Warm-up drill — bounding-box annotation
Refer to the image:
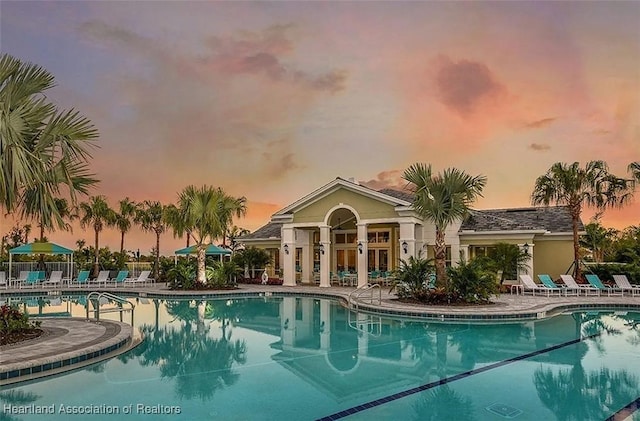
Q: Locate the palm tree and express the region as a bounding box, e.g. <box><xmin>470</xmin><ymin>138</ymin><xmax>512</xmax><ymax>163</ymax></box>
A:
<box><xmin>165</xmin><ymin>203</ymin><xmax>192</xmax><ymax>248</ymax></box>
<box><xmin>403</xmin><ymin>163</ymin><xmax>487</xmax><ymax>290</ymax></box>
<box><xmin>136</xmin><ymin>200</ymin><xmax>169</xmax><ymax>280</ymax></box>
<box><xmin>579</xmin><ymin>218</ymin><xmax>618</xmax><ymax>263</ymax></box>
<box><xmin>115</xmin><ymin>198</ymin><xmax>138</xmax><ymax>254</ymax></box>
<box><xmin>0</xmin><ymin>53</ymin><xmax>98</xmax><ymax>214</ymax></box>
<box><xmin>487</xmin><ymin>243</ymin><xmax>530</xmax><ymax>283</ymax></box>
<box><xmin>226</xmin><ymin>225</ymin><xmax>250</xmax><ymax>253</ymax></box>
<box><xmin>531</xmin><ymin>161</ymin><xmax>633</xmax><ymax>280</ymax></box>
<box><xmin>629</xmin><ymin>162</ymin><xmax>640</xmax><ymax>185</ymax></box>
<box><xmin>172</xmin><ymin>186</ymin><xmax>247</xmax><ymax>284</ymax></box>
<box><xmin>79</xmin><ymin>196</ymin><xmax>116</xmax><ymax>277</ymax></box>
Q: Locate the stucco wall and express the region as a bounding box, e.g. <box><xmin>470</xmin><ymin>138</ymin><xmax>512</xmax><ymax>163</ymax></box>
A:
<box><xmin>533</xmin><ymin>239</ymin><xmax>574</xmax><ymax>279</ymax></box>
<box><xmin>292</xmin><ymin>188</ymin><xmax>399</xmax><ymax>223</ymax></box>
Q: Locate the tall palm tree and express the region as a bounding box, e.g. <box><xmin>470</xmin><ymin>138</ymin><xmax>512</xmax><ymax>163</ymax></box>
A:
<box><xmin>403</xmin><ymin>163</ymin><xmax>487</xmax><ymax>290</ymax></box>
<box><xmin>173</xmin><ymin>185</ymin><xmax>247</xmax><ymax>283</ymax></box>
<box><xmin>0</xmin><ymin>53</ymin><xmax>98</xmax><ymax>214</ymax></box>
<box><xmin>79</xmin><ymin>196</ymin><xmax>116</xmax><ymax>277</ymax></box>
<box><xmin>226</xmin><ymin>225</ymin><xmax>250</xmax><ymax>253</ymax></box>
<box><xmin>115</xmin><ymin>198</ymin><xmax>138</xmax><ymax>254</ymax></box>
<box><xmin>136</xmin><ymin>200</ymin><xmax>169</xmax><ymax>280</ymax></box>
<box><xmin>531</xmin><ymin>161</ymin><xmax>633</xmax><ymax>280</ymax></box>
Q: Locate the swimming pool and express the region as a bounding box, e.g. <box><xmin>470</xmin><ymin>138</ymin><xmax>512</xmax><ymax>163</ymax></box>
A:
<box><xmin>2</xmin><ymin>295</ymin><xmax>640</xmax><ymax>420</ymax></box>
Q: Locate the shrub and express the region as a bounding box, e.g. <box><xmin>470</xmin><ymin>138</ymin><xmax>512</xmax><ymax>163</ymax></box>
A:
<box><xmin>587</xmin><ymin>263</ymin><xmax>640</xmax><ymax>285</ymax></box>
<box><xmin>447</xmin><ymin>259</ymin><xmax>499</xmax><ymax>304</ymax></box>
<box><xmin>167</xmin><ymin>260</ymin><xmax>197</xmax><ymax>290</ymax></box>
<box><xmin>0</xmin><ymin>305</ymin><xmax>40</xmax><ymax>335</ymax></box>
<box><xmin>392</xmin><ymin>256</ymin><xmax>435</xmax><ymax>301</ymax></box>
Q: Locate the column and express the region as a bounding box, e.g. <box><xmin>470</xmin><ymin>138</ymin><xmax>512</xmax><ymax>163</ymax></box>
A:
<box><xmin>519</xmin><ymin>243</ymin><xmax>534</xmax><ymax>277</ymax></box>
<box><xmin>319</xmin><ymin>225</ymin><xmax>331</xmax><ymax>288</ymax></box>
<box><xmin>282</xmin><ymin>226</ymin><xmax>296</xmax><ymax>286</ymax></box>
<box><xmin>357</xmin><ymin>223</ymin><xmax>368</xmax><ymax>288</ymax></box>
<box><xmin>399</xmin><ymin>221</ymin><xmax>416</xmax><ymax>261</ymax></box>
<box><xmin>460</xmin><ymin>245</ymin><xmax>469</xmax><ymax>262</ymax></box>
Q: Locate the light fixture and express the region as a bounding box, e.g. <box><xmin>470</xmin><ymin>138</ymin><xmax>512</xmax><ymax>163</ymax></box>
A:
<box><xmin>283</xmin><ymin>318</ymin><xmax>289</xmax><ymax>330</ymax></box>
<box><xmin>319</xmin><ymin>244</ymin><xmax>325</xmax><ymax>255</ymax></box>
<box><xmin>283</xmin><ymin>244</ymin><xmax>289</xmax><ymax>255</ymax></box>
<box><xmin>523</xmin><ymin>243</ymin><xmax>529</xmax><ymax>256</ymax></box>
<box><xmin>357</xmin><ymin>242</ymin><xmax>363</xmax><ymax>254</ymax></box>
<box><xmin>319</xmin><ymin>321</ymin><xmax>325</xmax><ymax>333</ymax></box>
<box><xmin>402</xmin><ymin>241</ymin><xmax>408</xmax><ymax>254</ymax></box>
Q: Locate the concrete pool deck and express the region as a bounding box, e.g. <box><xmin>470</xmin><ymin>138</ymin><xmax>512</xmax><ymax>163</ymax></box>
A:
<box><xmin>1</xmin><ymin>283</ymin><xmax>639</xmax><ymax>385</ymax></box>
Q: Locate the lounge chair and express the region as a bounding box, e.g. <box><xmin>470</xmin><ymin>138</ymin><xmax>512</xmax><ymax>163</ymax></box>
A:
<box><xmin>72</xmin><ymin>270</ymin><xmax>90</xmax><ymax>288</ymax></box>
<box><xmin>518</xmin><ymin>275</ymin><xmax>562</xmax><ymax>296</ymax></box>
<box><xmin>124</xmin><ymin>270</ymin><xmax>153</xmax><ymax>287</ymax></box>
<box><xmin>107</xmin><ymin>270</ymin><xmax>129</xmax><ymax>287</ymax></box>
<box><xmin>585</xmin><ymin>274</ymin><xmax>623</xmax><ymax>297</ymax></box>
<box><xmin>14</xmin><ymin>271</ymin><xmax>29</xmax><ymax>288</ymax></box>
<box><xmin>0</xmin><ymin>272</ymin><xmax>7</xmax><ymax>289</ymax></box>
<box><xmin>91</xmin><ymin>270</ymin><xmax>111</xmax><ymax>287</ymax></box>
<box><xmin>559</xmin><ymin>275</ymin><xmax>601</xmax><ymax>296</ymax></box>
<box><xmin>21</xmin><ymin>271</ymin><xmax>41</xmax><ymax>289</ymax></box>
<box><xmin>42</xmin><ymin>271</ymin><xmax>63</xmax><ymax>288</ymax></box>
<box><xmin>538</xmin><ymin>274</ymin><xmax>579</xmax><ymax>296</ymax></box>
<box><xmin>612</xmin><ymin>275</ymin><xmax>640</xmax><ymax>297</ymax></box>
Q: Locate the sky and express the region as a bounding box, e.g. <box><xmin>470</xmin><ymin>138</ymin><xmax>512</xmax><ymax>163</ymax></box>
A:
<box><xmin>1</xmin><ymin>1</ymin><xmax>639</xmax><ymax>255</ymax></box>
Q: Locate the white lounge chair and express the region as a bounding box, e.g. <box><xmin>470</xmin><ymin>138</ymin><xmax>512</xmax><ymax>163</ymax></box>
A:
<box><xmin>0</xmin><ymin>272</ymin><xmax>7</xmax><ymax>289</ymax></box>
<box><xmin>91</xmin><ymin>270</ymin><xmax>110</xmax><ymax>287</ymax></box>
<box><xmin>612</xmin><ymin>275</ymin><xmax>640</xmax><ymax>297</ymax></box>
<box><xmin>124</xmin><ymin>270</ymin><xmax>153</xmax><ymax>287</ymax></box>
<box><xmin>518</xmin><ymin>275</ymin><xmax>562</xmax><ymax>296</ymax></box>
<box><xmin>42</xmin><ymin>271</ymin><xmax>63</xmax><ymax>288</ymax></box>
<box><xmin>560</xmin><ymin>275</ymin><xmax>600</xmax><ymax>296</ymax></box>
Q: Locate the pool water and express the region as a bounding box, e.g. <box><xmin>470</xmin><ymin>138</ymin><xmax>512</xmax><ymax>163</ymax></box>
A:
<box><xmin>2</xmin><ymin>296</ymin><xmax>640</xmax><ymax>421</ymax></box>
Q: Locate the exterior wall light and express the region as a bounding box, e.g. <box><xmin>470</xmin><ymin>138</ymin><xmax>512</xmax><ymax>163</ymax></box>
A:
<box><xmin>284</xmin><ymin>244</ymin><xmax>289</xmax><ymax>255</ymax></box>
<box><xmin>319</xmin><ymin>244</ymin><xmax>325</xmax><ymax>255</ymax></box>
<box><xmin>523</xmin><ymin>243</ymin><xmax>530</xmax><ymax>256</ymax></box>
<box><xmin>357</xmin><ymin>242</ymin><xmax>363</xmax><ymax>254</ymax></box>
<box><xmin>402</xmin><ymin>241</ymin><xmax>408</xmax><ymax>254</ymax></box>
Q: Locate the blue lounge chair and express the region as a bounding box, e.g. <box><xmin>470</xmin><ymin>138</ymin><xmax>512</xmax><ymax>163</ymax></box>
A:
<box><xmin>538</xmin><ymin>274</ymin><xmax>579</xmax><ymax>296</ymax></box>
<box><xmin>518</xmin><ymin>274</ymin><xmax>562</xmax><ymax>296</ymax></box>
<box><xmin>72</xmin><ymin>270</ymin><xmax>90</xmax><ymax>288</ymax></box>
<box><xmin>585</xmin><ymin>274</ymin><xmax>623</xmax><ymax>297</ymax></box>
<box><xmin>21</xmin><ymin>271</ymin><xmax>41</xmax><ymax>289</ymax></box>
<box><xmin>108</xmin><ymin>270</ymin><xmax>129</xmax><ymax>287</ymax></box>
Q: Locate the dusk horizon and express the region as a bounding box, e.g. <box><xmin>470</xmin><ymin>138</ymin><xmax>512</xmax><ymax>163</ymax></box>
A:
<box><xmin>1</xmin><ymin>1</ymin><xmax>638</xmax><ymax>255</ymax></box>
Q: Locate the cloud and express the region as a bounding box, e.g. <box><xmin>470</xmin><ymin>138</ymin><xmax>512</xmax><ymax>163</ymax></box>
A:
<box><xmin>359</xmin><ymin>170</ymin><xmax>406</xmax><ymax>191</ymax></box>
<box><xmin>529</xmin><ymin>143</ymin><xmax>551</xmax><ymax>151</ymax></box>
<box><xmin>433</xmin><ymin>55</ymin><xmax>504</xmax><ymax>117</ymax></box>
<box><xmin>523</xmin><ymin>117</ymin><xmax>557</xmax><ymax>129</ymax></box>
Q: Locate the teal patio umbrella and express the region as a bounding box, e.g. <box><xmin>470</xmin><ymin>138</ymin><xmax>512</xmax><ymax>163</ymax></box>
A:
<box><xmin>174</xmin><ymin>244</ymin><xmax>231</xmax><ymax>263</ymax></box>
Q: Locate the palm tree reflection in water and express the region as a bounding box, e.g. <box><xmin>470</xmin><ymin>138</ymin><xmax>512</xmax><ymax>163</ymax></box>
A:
<box><xmin>138</xmin><ymin>300</ymin><xmax>247</xmax><ymax>401</ymax></box>
<box><xmin>534</xmin><ymin>313</ymin><xmax>639</xmax><ymax>421</ymax></box>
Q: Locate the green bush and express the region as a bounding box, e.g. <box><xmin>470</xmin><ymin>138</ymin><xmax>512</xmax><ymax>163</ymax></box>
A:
<box><xmin>447</xmin><ymin>259</ymin><xmax>499</xmax><ymax>304</ymax></box>
<box><xmin>393</xmin><ymin>256</ymin><xmax>435</xmax><ymax>301</ymax></box>
<box><xmin>166</xmin><ymin>260</ymin><xmax>198</xmax><ymax>290</ymax></box>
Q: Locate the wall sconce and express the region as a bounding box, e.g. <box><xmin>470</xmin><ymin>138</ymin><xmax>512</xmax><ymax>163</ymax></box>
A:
<box><xmin>523</xmin><ymin>243</ymin><xmax>530</xmax><ymax>256</ymax></box>
<box><xmin>283</xmin><ymin>318</ymin><xmax>289</xmax><ymax>330</ymax></box>
<box><xmin>402</xmin><ymin>241</ymin><xmax>408</xmax><ymax>254</ymax></box>
<box><xmin>357</xmin><ymin>242</ymin><xmax>363</xmax><ymax>254</ymax></box>
<box><xmin>319</xmin><ymin>321</ymin><xmax>325</xmax><ymax>333</ymax></box>
<box><xmin>319</xmin><ymin>244</ymin><xmax>325</xmax><ymax>255</ymax></box>
<box><xmin>283</xmin><ymin>244</ymin><xmax>289</xmax><ymax>255</ymax></box>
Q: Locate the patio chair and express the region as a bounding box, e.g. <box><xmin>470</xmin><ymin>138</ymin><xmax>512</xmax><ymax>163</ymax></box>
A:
<box><xmin>90</xmin><ymin>270</ymin><xmax>110</xmax><ymax>288</ymax></box>
<box><xmin>42</xmin><ymin>270</ymin><xmax>63</xmax><ymax>288</ymax></box>
<box><xmin>518</xmin><ymin>274</ymin><xmax>562</xmax><ymax>296</ymax></box>
<box><xmin>124</xmin><ymin>270</ymin><xmax>153</xmax><ymax>287</ymax></box>
<box><xmin>559</xmin><ymin>275</ymin><xmax>601</xmax><ymax>296</ymax></box>
<box><xmin>612</xmin><ymin>275</ymin><xmax>640</xmax><ymax>297</ymax></box>
<box><xmin>14</xmin><ymin>270</ymin><xmax>29</xmax><ymax>288</ymax></box>
<box><xmin>72</xmin><ymin>270</ymin><xmax>90</xmax><ymax>288</ymax></box>
<box><xmin>21</xmin><ymin>271</ymin><xmax>41</xmax><ymax>289</ymax></box>
<box><xmin>538</xmin><ymin>274</ymin><xmax>579</xmax><ymax>296</ymax></box>
<box><xmin>0</xmin><ymin>272</ymin><xmax>7</xmax><ymax>289</ymax></box>
<box><xmin>585</xmin><ymin>274</ymin><xmax>623</xmax><ymax>297</ymax></box>
<box><xmin>107</xmin><ymin>270</ymin><xmax>129</xmax><ymax>287</ymax></box>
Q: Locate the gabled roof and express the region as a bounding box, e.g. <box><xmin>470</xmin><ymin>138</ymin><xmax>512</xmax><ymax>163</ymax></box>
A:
<box><xmin>460</xmin><ymin>206</ymin><xmax>580</xmax><ymax>233</ymax></box>
<box><xmin>274</xmin><ymin>177</ymin><xmax>412</xmax><ymax>216</ymax></box>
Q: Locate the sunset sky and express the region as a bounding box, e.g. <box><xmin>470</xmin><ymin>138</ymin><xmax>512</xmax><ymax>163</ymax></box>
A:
<box><xmin>1</xmin><ymin>1</ymin><xmax>639</xmax><ymax>255</ymax></box>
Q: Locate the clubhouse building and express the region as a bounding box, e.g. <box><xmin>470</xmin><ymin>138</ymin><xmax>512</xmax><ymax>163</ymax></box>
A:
<box><xmin>241</xmin><ymin>177</ymin><xmax>580</xmax><ymax>287</ymax></box>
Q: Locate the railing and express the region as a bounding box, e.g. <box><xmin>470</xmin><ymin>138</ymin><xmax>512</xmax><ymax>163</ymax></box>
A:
<box><xmin>348</xmin><ymin>282</ymin><xmax>381</xmax><ymax>311</ymax></box>
<box><xmin>85</xmin><ymin>292</ymin><xmax>135</xmax><ymax>326</ymax></box>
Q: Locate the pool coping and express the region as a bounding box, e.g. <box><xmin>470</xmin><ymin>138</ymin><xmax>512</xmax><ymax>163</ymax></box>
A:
<box><xmin>0</xmin><ymin>317</ymin><xmax>138</xmax><ymax>386</ymax></box>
